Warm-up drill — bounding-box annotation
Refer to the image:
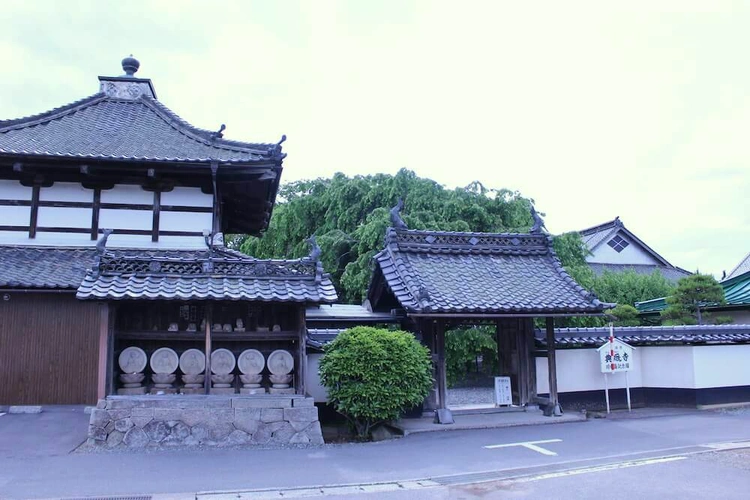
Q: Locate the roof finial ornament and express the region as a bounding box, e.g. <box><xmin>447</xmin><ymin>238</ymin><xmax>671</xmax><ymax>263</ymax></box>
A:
<box><xmin>390</xmin><ymin>198</ymin><xmax>408</xmax><ymax>230</ymax></box>
<box><xmin>210</xmin><ymin>124</ymin><xmax>226</xmax><ymax>139</ymax></box>
<box><xmin>96</xmin><ymin>229</ymin><xmax>113</xmax><ymax>254</ymax></box>
<box><xmin>306</xmin><ymin>235</ymin><xmax>322</xmax><ymax>261</ymax></box>
<box><xmin>121</xmin><ymin>55</ymin><xmax>140</xmax><ymax>77</ymax></box>
<box><xmin>529</xmin><ymin>205</ymin><xmax>547</xmax><ymax>234</ymax></box>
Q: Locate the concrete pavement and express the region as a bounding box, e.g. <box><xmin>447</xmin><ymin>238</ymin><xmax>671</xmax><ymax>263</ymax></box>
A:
<box><xmin>2</xmin><ymin>407</ymin><xmax>750</xmax><ymax>499</ymax></box>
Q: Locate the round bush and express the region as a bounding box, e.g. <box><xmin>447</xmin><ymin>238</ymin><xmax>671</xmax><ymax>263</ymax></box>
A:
<box><xmin>318</xmin><ymin>326</ymin><xmax>433</xmax><ymax>438</ymax></box>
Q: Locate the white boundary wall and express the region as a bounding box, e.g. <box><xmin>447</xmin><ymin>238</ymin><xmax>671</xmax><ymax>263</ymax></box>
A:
<box><xmin>537</xmin><ymin>344</ymin><xmax>750</xmax><ymax>394</ymax></box>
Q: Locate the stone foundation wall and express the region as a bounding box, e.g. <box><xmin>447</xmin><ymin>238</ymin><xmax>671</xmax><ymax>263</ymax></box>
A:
<box><xmin>87</xmin><ymin>395</ymin><xmax>324</xmax><ymax>448</ymax></box>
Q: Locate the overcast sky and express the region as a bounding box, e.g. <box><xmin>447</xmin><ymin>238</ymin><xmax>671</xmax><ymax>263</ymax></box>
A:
<box><xmin>1</xmin><ymin>1</ymin><xmax>748</xmax><ymax>278</ymax></box>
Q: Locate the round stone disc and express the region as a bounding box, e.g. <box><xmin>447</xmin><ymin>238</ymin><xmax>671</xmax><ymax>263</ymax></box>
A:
<box><xmin>210</xmin><ymin>348</ymin><xmax>236</xmax><ymax>375</ymax></box>
<box><xmin>238</xmin><ymin>349</ymin><xmax>265</xmax><ymax>375</ymax></box>
<box><xmin>267</xmin><ymin>349</ymin><xmax>294</xmax><ymax>375</ymax></box>
<box><xmin>150</xmin><ymin>347</ymin><xmax>179</xmax><ymax>374</ymax></box>
<box><xmin>179</xmin><ymin>348</ymin><xmax>205</xmax><ymax>375</ymax></box>
<box><xmin>118</xmin><ymin>346</ymin><xmax>147</xmax><ymax>374</ymax></box>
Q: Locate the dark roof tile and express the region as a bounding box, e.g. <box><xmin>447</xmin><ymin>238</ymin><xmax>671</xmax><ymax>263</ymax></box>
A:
<box><xmin>370</xmin><ymin>228</ymin><xmax>605</xmax><ymax>315</ymax></box>
<box><xmin>0</xmin><ymin>94</ymin><xmax>280</xmax><ymax>163</ymax></box>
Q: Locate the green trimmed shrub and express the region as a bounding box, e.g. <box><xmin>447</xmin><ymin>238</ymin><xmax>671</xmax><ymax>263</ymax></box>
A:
<box><xmin>318</xmin><ymin>326</ymin><xmax>433</xmax><ymax>439</ymax></box>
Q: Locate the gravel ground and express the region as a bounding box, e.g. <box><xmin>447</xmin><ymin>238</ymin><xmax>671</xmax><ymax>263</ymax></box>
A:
<box><xmin>447</xmin><ymin>387</ymin><xmax>495</xmax><ymax>406</ymax></box>
<box><xmin>694</xmin><ymin>448</ymin><xmax>750</xmax><ymax>471</ymax></box>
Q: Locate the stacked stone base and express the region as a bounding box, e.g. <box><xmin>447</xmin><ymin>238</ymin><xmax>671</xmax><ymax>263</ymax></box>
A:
<box><xmin>87</xmin><ymin>395</ymin><xmax>323</xmax><ymax>449</ymax></box>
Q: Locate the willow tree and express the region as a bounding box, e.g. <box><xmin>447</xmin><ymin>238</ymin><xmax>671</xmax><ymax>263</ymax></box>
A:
<box><xmin>234</xmin><ymin>168</ymin><xmax>535</xmax><ymax>303</ymax></box>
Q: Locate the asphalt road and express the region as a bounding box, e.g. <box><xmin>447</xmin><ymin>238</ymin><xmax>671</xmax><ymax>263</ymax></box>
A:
<box><xmin>2</xmin><ymin>407</ymin><xmax>750</xmax><ymax>499</ymax></box>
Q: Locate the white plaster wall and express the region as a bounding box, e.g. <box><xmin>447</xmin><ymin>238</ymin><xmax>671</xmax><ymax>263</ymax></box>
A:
<box><xmin>161</xmin><ymin>187</ymin><xmax>212</xmax><ymax>207</ymax></box>
<box><xmin>101</xmin><ymin>185</ymin><xmax>154</xmax><ymax>204</ymax></box>
<box><xmin>0</xmin><ymin>180</ymin><xmax>31</xmax><ymax>200</ymax></box>
<box><xmin>639</xmin><ymin>346</ymin><xmax>696</xmax><ymax>388</ymax></box>
<box><xmin>693</xmin><ymin>345</ymin><xmax>750</xmax><ymax>389</ymax></box>
<box><xmin>537</xmin><ymin>349</ymin><xmax>643</xmax><ymax>394</ymax></box>
<box><xmin>587</xmin><ymin>233</ymin><xmax>660</xmax><ymax>266</ymax></box>
<box><xmin>160</xmin><ymin>211</ymin><xmax>212</xmax><ymax>233</ymax></box>
<box><xmin>39</xmin><ymin>183</ymin><xmax>93</xmax><ymax>202</ymax></box>
<box><xmin>99</xmin><ymin>208</ymin><xmax>152</xmax><ymax>230</ymax></box>
<box><xmin>106</xmin><ymin>234</ymin><xmax>207</xmax><ymax>249</ymax></box>
<box><xmin>37</xmin><ymin>207</ymin><xmax>91</xmax><ymax>228</ymax></box>
<box><xmin>0</xmin><ymin>231</ymin><xmax>94</xmax><ymax>246</ymax></box>
<box><xmin>306</xmin><ymin>353</ymin><xmax>329</xmax><ymax>403</ymax></box>
<box><xmin>0</xmin><ymin>206</ymin><xmax>30</xmax><ymax>226</ymax></box>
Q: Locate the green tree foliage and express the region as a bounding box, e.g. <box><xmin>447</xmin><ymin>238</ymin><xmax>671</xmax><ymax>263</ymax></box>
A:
<box><xmin>552</xmin><ymin>233</ymin><xmax>677</xmax><ymax>327</ymax></box>
<box><xmin>445</xmin><ymin>327</ymin><xmax>498</xmax><ymax>386</ymax></box>
<box><xmin>605</xmin><ymin>304</ymin><xmax>640</xmax><ymax>326</ymax></box>
<box><xmin>318</xmin><ymin>327</ymin><xmax>433</xmax><ymax>439</ymax></box>
<box><xmin>235</xmin><ymin>169</ymin><xmax>535</xmax><ymax>303</ymax></box>
<box><xmin>661</xmin><ymin>274</ymin><xmax>726</xmax><ymax>325</ymax></box>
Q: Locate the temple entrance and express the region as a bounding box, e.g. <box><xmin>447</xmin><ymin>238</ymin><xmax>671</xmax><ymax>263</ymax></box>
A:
<box><xmin>443</xmin><ymin>319</ymin><xmax>536</xmax><ymax>411</ymax></box>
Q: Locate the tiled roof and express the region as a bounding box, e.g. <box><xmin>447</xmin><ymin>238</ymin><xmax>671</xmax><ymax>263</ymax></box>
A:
<box><xmin>726</xmin><ymin>252</ymin><xmax>750</xmax><ymax>280</ymax></box>
<box><xmin>77</xmin><ymin>247</ymin><xmax>337</xmax><ymax>302</ymax></box>
<box><xmin>588</xmin><ymin>263</ymin><xmax>691</xmax><ymax>282</ymax></box>
<box><xmin>0</xmin><ymin>94</ymin><xmax>281</xmax><ymax>164</ymax></box>
<box><xmin>536</xmin><ymin>325</ymin><xmax>750</xmax><ymax>347</ymax></box>
<box><xmin>636</xmin><ymin>269</ymin><xmax>750</xmax><ymax>314</ymax></box>
<box><xmin>0</xmin><ymin>246</ymin><xmax>96</xmax><ymax>289</ymax></box>
<box><xmin>577</xmin><ymin>217</ymin><xmax>677</xmax><ymax>269</ymax></box>
<box><xmin>369</xmin><ymin>228</ymin><xmax>607</xmax><ymax>315</ymax></box>
<box><xmin>306</xmin><ymin>304</ymin><xmax>398</xmax><ymax>322</ymax></box>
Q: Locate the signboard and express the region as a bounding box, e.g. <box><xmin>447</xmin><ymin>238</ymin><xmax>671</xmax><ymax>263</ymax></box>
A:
<box><xmin>494</xmin><ymin>376</ymin><xmax>512</xmax><ymax>406</ymax></box>
<box><xmin>597</xmin><ymin>338</ymin><xmax>634</xmax><ymax>373</ymax></box>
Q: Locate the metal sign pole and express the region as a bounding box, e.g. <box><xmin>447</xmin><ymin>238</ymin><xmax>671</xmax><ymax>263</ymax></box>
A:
<box><xmin>625</xmin><ymin>371</ymin><xmax>632</xmax><ymax>412</ymax></box>
<box><xmin>604</xmin><ymin>372</ymin><xmax>610</xmax><ymax>414</ymax></box>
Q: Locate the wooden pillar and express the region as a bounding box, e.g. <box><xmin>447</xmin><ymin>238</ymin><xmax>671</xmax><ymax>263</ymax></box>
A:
<box><xmin>526</xmin><ymin>318</ymin><xmax>537</xmax><ymax>402</ymax></box>
<box><xmin>297</xmin><ymin>306</ymin><xmax>307</xmax><ymax>396</ymax></box>
<box><xmin>435</xmin><ymin>319</ymin><xmax>448</xmax><ymax>410</ymax></box>
<box><xmin>516</xmin><ymin>318</ymin><xmax>530</xmax><ymax>406</ymax></box>
<box><xmin>420</xmin><ymin>319</ymin><xmax>438</xmax><ymax>412</ymax></box>
<box><xmin>96</xmin><ymin>303</ymin><xmax>110</xmax><ymax>400</ymax></box>
<box><xmin>545</xmin><ymin>317</ymin><xmax>561</xmax><ymax>416</ymax></box>
<box><xmin>204</xmin><ymin>305</ymin><xmax>213</xmax><ymax>394</ymax></box>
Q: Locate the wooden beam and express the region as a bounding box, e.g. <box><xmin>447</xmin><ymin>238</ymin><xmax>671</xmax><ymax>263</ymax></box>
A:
<box><xmin>516</xmin><ymin>318</ymin><xmax>530</xmax><ymax>406</ymax></box>
<box><xmin>545</xmin><ymin>317</ymin><xmax>561</xmax><ymax>415</ymax></box>
<box><xmin>28</xmin><ymin>184</ymin><xmax>40</xmax><ymax>239</ymax></box>
<box><xmin>152</xmin><ymin>190</ymin><xmax>161</xmax><ymax>242</ymax></box>
<box><xmin>96</xmin><ymin>303</ymin><xmax>110</xmax><ymax>400</ymax></box>
<box><xmin>91</xmin><ymin>188</ymin><xmax>101</xmax><ymax>240</ymax></box>
<box><xmin>297</xmin><ymin>306</ymin><xmax>307</xmax><ymax>396</ymax></box>
<box><xmin>204</xmin><ymin>305</ymin><xmax>213</xmax><ymax>394</ymax></box>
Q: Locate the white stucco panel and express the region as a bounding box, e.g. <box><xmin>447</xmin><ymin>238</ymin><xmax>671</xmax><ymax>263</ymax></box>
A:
<box><xmin>587</xmin><ymin>232</ymin><xmax>661</xmax><ymax>266</ymax></box>
<box><xmin>37</xmin><ymin>207</ymin><xmax>92</xmax><ymax>228</ymax></box>
<box><xmin>0</xmin><ymin>206</ymin><xmax>30</xmax><ymax>226</ymax></box>
<box><xmin>99</xmin><ymin>208</ymin><xmax>152</xmax><ymax>231</ymax></box>
<box><xmin>101</xmin><ymin>185</ymin><xmax>154</xmax><ymax>204</ymax></box>
<box><xmin>39</xmin><ymin>183</ymin><xmax>94</xmax><ymax>202</ymax></box>
<box><xmin>536</xmin><ymin>349</ymin><xmax>643</xmax><ymax>394</ymax></box>
<box><xmin>161</xmin><ymin>187</ymin><xmax>213</xmax><ymax>207</ymax></box>
<box><xmin>160</xmin><ymin>211</ymin><xmax>212</xmax><ymax>233</ymax></box>
<box><xmin>0</xmin><ymin>180</ymin><xmax>31</xmax><ymax>200</ymax></box>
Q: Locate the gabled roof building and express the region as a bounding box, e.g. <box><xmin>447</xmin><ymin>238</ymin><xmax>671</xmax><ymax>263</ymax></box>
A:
<box><xmin>578</xmin><ymin>217</ymin><xmax>691</xmax><ymax>282</ymax></box>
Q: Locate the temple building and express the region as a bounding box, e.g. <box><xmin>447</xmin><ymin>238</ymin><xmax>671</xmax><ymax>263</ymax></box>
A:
<box><xmin>0</xmin><ymin>57</ymin><xmax>336</xmax><ymax>445</ymax></box>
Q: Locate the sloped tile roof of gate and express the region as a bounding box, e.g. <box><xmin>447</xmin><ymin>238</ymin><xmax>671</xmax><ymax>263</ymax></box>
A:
<box><xmin>0</xmin><ymin>246</ymin><xmax>96</xmax><ymax>289</ymax></box>
<box><xmin>369</xmin><ymin>228</ymin><xmax>607</xmax><ymax>315</ymax></box>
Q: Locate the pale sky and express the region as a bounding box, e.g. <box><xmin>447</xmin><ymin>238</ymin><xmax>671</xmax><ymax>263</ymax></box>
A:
<box><xmin>1</xmin><ymin>1</ymin><xmax>748</xmax><ymax>278</ymax></box>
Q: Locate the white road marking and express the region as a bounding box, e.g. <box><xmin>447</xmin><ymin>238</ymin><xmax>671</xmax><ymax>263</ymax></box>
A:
<box><xmin>484</xmin><ymin>439</ymin><xmax>563</xmax><ymax>456</ymax></box>
<box><xmin>0</xmin><ymin>413</ymin><xmax>5</xmax><ymax>417</ymax></box>
<box><xmin>509</xmin><ymin>456</ymin><xmax>687</xmax><ymax>484</ymax></box>
<box><xmin>706</xmin><ymin>441</ymin><xmax>750</xmax><ymax>451</ymax></box>
<box><xmin>198</xmin><ymin>480</ymin><xmax>441</xmax><ymax>499</ymax></box>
